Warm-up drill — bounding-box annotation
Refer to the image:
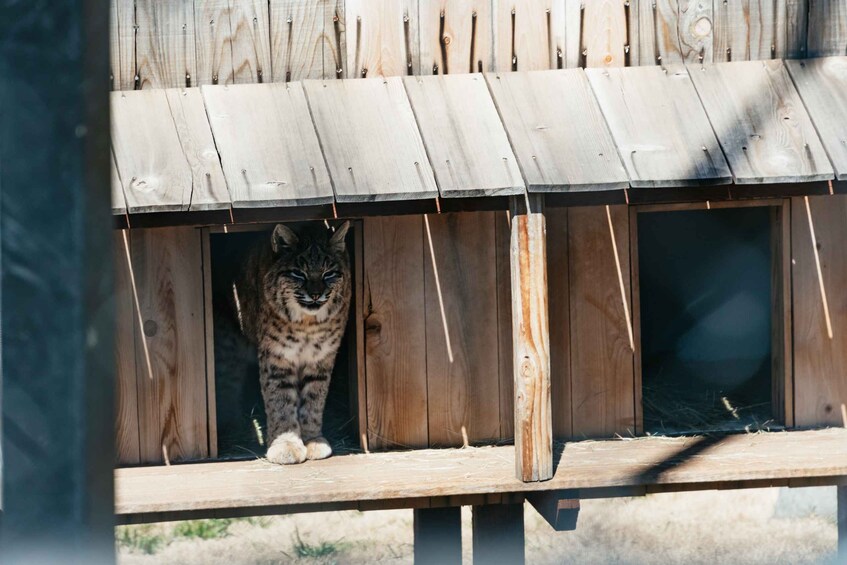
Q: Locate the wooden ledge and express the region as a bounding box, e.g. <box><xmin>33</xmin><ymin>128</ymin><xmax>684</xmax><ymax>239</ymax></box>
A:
<box><xmin>115</xmin><ymin>428</ymin><xmax>847</xmax><ymax>523</ymax></box>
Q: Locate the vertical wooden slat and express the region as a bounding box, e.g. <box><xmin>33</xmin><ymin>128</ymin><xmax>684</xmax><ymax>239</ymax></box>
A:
<box><xmin>495</xmin><ymin>212</ymin><xmax>514</xmax><ymax>439</ymax></box>
<box><xmin>115</xmin><ymin>231</ymin><xmax>140</xmax><ymax>465</ymax></box>
<box><xmin>132</xmin><ymin>227</ymin><xmax>208</xmax><ymax>463</ymax></box>
<box><xmin>419</xmin><ymin>0</ymin><xmax>494</xmax><ymax>74</ymax></box>
<box><xmin>569</xmin><ymin>205</ymin><xmax>635</xmax><ymax>438</ymax></box>
<box><xmin>839</xmin><ymin>485</ymin><xmax>847</xmax><ymax>561</ymax></box>
<box><xmin>643</xmin><ymin>0</ymin><xmax>713</xmax><ymax>65</ymax></box>
<box><xmin>792</xmin><ymin>195</ymin><xmax>847</xmax><ymax>427</ymax></box>
<box><xmin>414</xmin><ymin>507</ymin><xmax>462</xmax><ymax>565</ymax></box>
<box><xmin>495</xmin><ymin>0</ymin><xmax>566</xmax><ymax>72</ymax></box>
<box><xmin>345</xmin><ymin>0</ymin><xmax>419</xmax><ymax>78</ymax></box>
<box><xmin>807</xmin><ymin>0</ymin><xmax>847</xmax><ymax>57</ymax></box>
<box><xmin>472</xmin><ymin>503</ymin><xmax>526</xmax><ymax>565</ymax></box>
<box><xmin>270</xmin><ymin>0</ymin><xmax>345</xmax><ymax>81</ymax></box>
<box><xmin>546</xmin><ymin>207</ymin><xmax>572</xmax><ymax>439</ymax></box>
<box><xmin>364</xmin><ymin>216</ymin><xmax>429</xmax><ymax>450</ymax></box>
<box><xmin>772</xmin><ymin>201</ymin><xmax>793</xmax><ymax>427</ymax></box>
<box><xmin>564</xmin><ymin>0</ymin><xmax>583</xmax><ymax>68</ymax></box>
<box><xmin>352</xmin><ymin>220</ymin><xmax>368</xmax><ymax>449</ymax></box>
<box><xmin>194</xmin><ymin>0</ymin><xmax>235</xmax><ymax>86</ymax></box>
<box><xmin>785</xmin><ymin>0</ymin><xmax>809</xmax><ymax>58</ymax></box>
<box><xmin>111</xmin><ymin>0</ymin><xmax>136</xmax><ymax>90</ymax></box>
<box><xmin>629</xmin><ymin>207</ymin><xmax>643</xmax><ymax>435</ymax></box>
<box><xmin>229</xmin><ymin>0</ymin><xmax>272</xmax><ymax>84</ymax></box>
<box><xmin>135</xmin><ymin>0</ymin><xmax>197</xmax><ymax>89</ymax></box>
<box><xmin>424</xmin><ymin>213</ymin><xmax>500</xmax><ymax>447</ymax></box>
<box><xmin>201</xmin><ymin>228</ymin><xmax>217</xmax><ymax>458</ymax></box>
<box><xmin>582</xmin><ymin>0</ymin><xmax>627</xmax><ymax>67</ymax></box>
<box><xmin>713</xmin><ymin>0</ymin><xmax>784</xmax><ymax>62</ymax></box>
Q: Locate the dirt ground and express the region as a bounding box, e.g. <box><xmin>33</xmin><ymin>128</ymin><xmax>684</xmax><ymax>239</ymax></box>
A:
<box><xmin>118</xmin><ymin>487</ymin><xmax>838</xmax><ymax>564</ymax></box>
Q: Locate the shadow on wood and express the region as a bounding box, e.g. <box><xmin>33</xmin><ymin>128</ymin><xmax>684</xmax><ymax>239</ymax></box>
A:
<box><xmin>472</xmin><ymin>503</ymin><xmax>525</xmax><ymax>565</ymax></box>
<box><xmin>526</xmin><ymin>490</ymin><xmax>580</xmax><ymax>531</ymax></box>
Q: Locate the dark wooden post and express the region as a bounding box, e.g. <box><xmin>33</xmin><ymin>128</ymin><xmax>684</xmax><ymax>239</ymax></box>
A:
<box><xmin>472</xmin><ymin>503</ymin><xmax>525</xmax><ymax>565</ymax></box>
<box><xmin>839</xmin><ymin>485</ymin><xmax>847</xmax><ymax>561</ymax></box>
<box><xmin>510</xmin><ymin>195</ymin><xmax>553</xmax><ymax>482</ymax></box>
<box><xmin>413</xmin><ymin>507</ymin><xmax>462</xmax><ymax>565</ymax></box>
<box><xmin>0</xmin><ymin>0</ymin><xmax>114</xmax><ymax>562</ymax></box>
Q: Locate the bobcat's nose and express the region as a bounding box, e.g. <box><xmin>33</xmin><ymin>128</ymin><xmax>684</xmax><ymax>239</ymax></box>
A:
<box><xmin>310</xmin><ymin>292</ymin><xmax>322</xmax><ymax>301</ymax></box>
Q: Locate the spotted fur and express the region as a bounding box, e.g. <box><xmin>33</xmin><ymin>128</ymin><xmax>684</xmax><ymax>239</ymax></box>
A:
<box><xmin>232</xmin><ymin>221</ymin><xmax>351</xmax><ymax>464</ymax></box>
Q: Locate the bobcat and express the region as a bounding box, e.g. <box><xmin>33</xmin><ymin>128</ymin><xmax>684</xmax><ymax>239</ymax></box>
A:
<box><xmin>230</xmin><ymin>221</ymin><xmax>352</xmax><ymax>465</ymax></box>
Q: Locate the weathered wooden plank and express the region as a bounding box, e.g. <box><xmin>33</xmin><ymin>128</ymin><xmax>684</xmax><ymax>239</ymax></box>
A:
<box><xmin>792</xmin><ymin>195</ymin><xmax>847</xmax><ymax>427</ymax></box>
<box><xmin>131</xmin><ymin>227</ymin><xmax>208</xmax><ymax>463</ymax></box>
<box><xmin>194</xmin><ymin>0</ymin><xmax>235</xmax><ymax>86</ymax></box>
<box><xmin>202</xmin><ymin>82</ymin><xmax>333</xmax><ymax>207</ymax></box>
<box><xmin>135</xmin><ymin>0</ymin><xmax>196</xmax><ymax>89</ymax></box>
<box><xmin>419</xmin><ymin>0</ymin><xmax>494</xmax><ymax>75</ymax></box>
<box><xmin>510</xmin><ymin>197</ymin><xmax>552</xmax><ymax>482</ymax></box>
<box><xmin>345</xmin><ymin>0</ymin><xmax>419</xmax><ymax>78</ymax></box>
<box><xmin>269</xmin><ymin>0</ymin><xmax>345</xmax><ymax>81</ymax></box>
<box><xmin>785</xmin><ymin>0</ymin><xmax>809</xmax><ymax>58</ymax></box>
<box><xmin>115</xmin><ymin>231</ymin><xmax>140</xmax><ymax>464</ymax></box>
<box><xmin>201</xmin><ymin>228</ymin><xmax>218</xmax><ymax>459</ymax></box>
<box><xmin>582</xmin><ymin>0</ymin><xmax>627</xmax><ymax>67</ymax></box>
<box><xmin>713</xmin><ymin>0</ymin><xmax>784</xmax><ymax>62</ymax></box>
<box><xmin>115</xmin><ymin>428</ymin><xmax>847</xmax><ymax>516</ymax></box>
<box><xmin>569</xmin><ymin>205</ymin><xmax>635</xmax><ymax>439</ymax></box>
<box><xmin>487</xmin><ymin>69</ymin><xmax>628</xmax><ymax>193</ymax></box>
<box><xmin>472</xmin><ymin>503</ymin><xmax>525</xmax><ymax>564</ymax></box>
<box><xmin>546</xmin><ymin>207</ymin><xmax>571</xmax><ymax>439</ymax></box>
<box><xmin>111</xmin><ymin>90</ymin><xmax>193</xmax><ymax>212</ymax></box>
<box><xmin>424</xmin><ymin>213</ymin><xmax>501</xmax><ymax>447</ymax></box>
<box><xmin>111</xmin><ymin>0</ymin><xmax>135</xmax><ymax>90</ymax></box>
<box><xmin>364</xmin><ymin>215</ymin><xmax>429</xmax><ymax>450</ymax></box>
<box><xmin>165</xmin><ymin>88</ymin><xmax>231</xmax><ymax>211</ymax></box>
<box><xmin>495</xmin><ymin>0</ymin><xmax>565</xmax><ymax>71</ymax></box>
<box><xmin>771</xmin><ymin>202</ymin><xmax>793</xmax><ymax>426</ymax></box>
<box><xmin>586</xmin><ymin>65</ymin><xmax>731</xmax><ymax>188</ymax></box>
<box><xmin>689</xmin><ymin>60</ymin><xmax>834</xmax><ymax>184</ymax></box>
<box><xmin>786</xmin><ymin>57</ymin><xmax>847</xmax><ymax>181</ymax></box>
<box><xmin>526</xmin><ymin>491</ymin><xmax>580</xmax><ymax>531</ymax></box>
<box><xmin>404</xmin><ymin>74</ymin><xmax>523</xmax><ymax>198</ymax></box>
<box><xmin>229</xmin><ymin>0</ymin><xmax>272</xmax><ymax>84</ymax></box>
<box><xmin>111</xmin><ymin>149</ymin><xmax>126</xmax><ymax>215</ymax></box>
<box><xmin>495</xmin><ymin>212</ymin><xmax>514</xmax><ymax>439</ymax></box>
<box><xmin>807</xmin><ymin>0</ymin><xmax>847</xmax><ymax>57</ymax></box>
<box><xmin>303</xmin><ymin>77</ymin><xmax>438</xmax><ymax>202</ymax></box>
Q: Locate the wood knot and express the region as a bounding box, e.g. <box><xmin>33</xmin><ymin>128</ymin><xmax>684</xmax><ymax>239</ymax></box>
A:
<box><xmin>143</xmin><ymin>320</ymin><xmax>158</xmax><ymax>337</ymax></box>
<box><xmin>365</xmin><ymin>315</ymin><xmax>382</xmax><ymax>334</ymax></box>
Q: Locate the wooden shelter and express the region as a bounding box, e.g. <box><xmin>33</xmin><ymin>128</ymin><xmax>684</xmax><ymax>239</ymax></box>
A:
<box><xmin>102</xmin><ymin>1</ymin><xmax>847</xmax><ymax>562</ymax></box>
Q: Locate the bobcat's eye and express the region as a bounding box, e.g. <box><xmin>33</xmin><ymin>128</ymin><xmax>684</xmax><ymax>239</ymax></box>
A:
<box><xmin>323</xmin><ymin>270</ymin><xmax>340</xmax><ymax>282</ymax></box>
<box><xmin>287</xmin><ymin>270</ymin><xmax>306</xmax><ymax>281</ymax></box>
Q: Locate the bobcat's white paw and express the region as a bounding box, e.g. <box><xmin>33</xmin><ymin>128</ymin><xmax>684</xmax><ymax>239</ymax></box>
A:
<box><xmin>266</xmin><ymin>435</ymin><xmax>307</xmax><ymax>465</ymax></box>
<box><xmin>305</xmin><ymin>437</ymin><xmax>333</xmax><ymax>460</ymax></box>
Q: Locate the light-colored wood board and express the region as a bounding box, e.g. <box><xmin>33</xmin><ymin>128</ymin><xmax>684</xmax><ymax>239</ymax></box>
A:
<box><xmin>495</xmin><ymin>0</ymin><xmax>565</xmax><ymax>71</ymax></box>
<box><xmin>111</xmin><ymin>90</ymin><xmax>193</xmax><ymax>213</ymax></box>
<box><xmin>546</xmin><ymin>207</ymin><xmax>571</xmax><ymax>439</ymax></box>
<box><xmin>582</xmin><ymin>0</ymin><xmax>627</xmax><ymax>68</ymax></box>
<box><xmin>786</xmin><ymin>57</ymin><xmax>847</xmax><ymax>181</ymax></box>
<box><xmin>229</xmin><ymin>0</ymin><xmax>272</xmax><ymax>84</ymax></box>
<box><xmin>270</xmin><ymin>0</ymin><xmax>345</xmax><ymax>81</ymax></box>
<box><xmin>495</xmin><ymin>212</ymin><xmax>514</xmax><ymax>440</ymax></box>
<box><xmin>486</xmin><ymin>69</ymin><xmax>628</xmax><ymax>193</ymax></box>
<box><xmin>165</xmin><ymin>88</ymin><xmax>231</xmax><ymax>211</ymax></box>
<box><xmin>131</xmin><ymin>228</ymin><xmax>208</xmax><ymax>463</ymax></box>
<box><xmin>111</xmin><ymin>0</ymin><xmax>136</xmax><ymax>90</ymax></box>
<box><xmin>194</xmin><ymin>0</ymin><xmax>235</xmax><ymax>86</ymax></box>
<box><xmin>363</xmin><ymin>216</ymin><xmax>429</xmax><ymax>450</ymax></box>
<box><xmin>586</xmin><ymin>65</ymin><xmax>731</xmax><ymax>188</ymax></box>
<box><xmin>568</xmin><ymin>205</ymin><xmax>635</xmax><ymax>439</ymax></box>
<box><xmin>114</xmin><ymin>231</ymin><xmax>140</xmax><ymax>465</ymax></box>
<box><xmin>807</xmin><ymin>0</ymin><xmax>847</xmax><ymax>57</ymax></box>
<box><xmin>135</xmin><ymin>0</ymin><xmax>197</xmax><ymax>89</ymax></box>
<box><xmin>689</xmin><ymin>60</ymin><xmax>834</xmax><ymax>184</ymax></box>
<box><xmin>632</xmin><ymin>0</ymin><xmax>658</xmax><ymax>66</ymax></box>
<box><xmin>563</xmin><ymin>0</ymin><xmax>583</xmax><ymax>68</ymax></box>
<box><xmin>202</xmin><ymin>82</ymin><xmax>333</xmax><ymax>207</ymax></box>
<box><xmin>403</xmin><ymin>74</ymin><xmax>523</xmax><ymax>198</ymax></box>
<box><xmin>792</xmin><ymin>195</ymin><xmax>847</xmax><ymax>427</ymax></box>
<box><xmin>419</xmin><ymin>0</ymin><xmax>494</xmax><ymax>75</ymax></box>
<box><xmin>345</xmin><ymin>0</ymin><xmax>419</xmax><ymax>78</ymax></box>
<box><xmin>510</xmin><ymin>197</ymin><xmax>552</xmax><ymax>482</ymax></box>
<box><xmin>713</xmin><ymin>0</ymin><xmax>785</xmax><ymax>62</ymax></box>
<box><xmin>424</xmin><ymin>213</ymin><xmax>501</xmax><ymax>447</ymax></box>
<box><xmin>111</xmin><ymin>149</ymin><xmax>126</xmax><ymax>215</ymax></box>
<box><xmin>635</xmin><ymin>0</ymin><xmax>713</xmax><ymax>65</ymax></box>
<box><xmin>675</xmin><ymin>0</ymin><xmax>714</xmax><ymax>63</ymax></box>
<box><xmin>303</xmin><ymin>77</ymin><xmax>438</xmax><ymax>202</ymax></box>
<box><xmin>115</xmin><ymin>428</ymin><xmax>847</xmax><ymax>515</ymax></box>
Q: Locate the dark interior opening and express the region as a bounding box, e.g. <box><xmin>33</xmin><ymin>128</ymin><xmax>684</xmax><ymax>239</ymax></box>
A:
<box><xmin>638</xmin><ymin>207</ymin><xmax>777</xmax><ymax>434</ymax></box>
<box><xmin>210</xmin><ymin>224</ymin><xmax>358</xmax><ymax>459</ymax></box>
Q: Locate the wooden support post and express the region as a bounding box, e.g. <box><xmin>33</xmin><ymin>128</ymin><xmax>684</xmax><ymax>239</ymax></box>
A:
<box><xmin>526</xmin><ymin>490</ymin><xmax>580</xmax><ymax>531</ymax></box>
<box><xmin>472</xmin><ymin>503</ymin><xmax>525</xmax><ymax>565</ymax></box>
<box><xmin>413</xmin><ymin>507</ymin><xmax>462</xmax><ymax>565</ymax></box>
<box><xmin>510</xmin><ymin>195</ymin><xmax>553</xmax><ymax>482</ymax></box>
<box><xmin>839</xmin><ymin>486</ymin><xmax>847</xmax><ymax>561</ymax></box>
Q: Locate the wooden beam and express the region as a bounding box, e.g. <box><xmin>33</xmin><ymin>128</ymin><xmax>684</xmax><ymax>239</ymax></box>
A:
<box><xmin>472</xmin><ymin>503</ymin><xmax>525</xmax><ymax>565</ymax></box>
<box><xmin>510</xmin><ymin>195</ymin><xmax>552</xmax><ymax>482</ymax></box>
<box><xmin>526</xmin><ymin>490</ymin><xmax>580</xmax><ymax>531</ymax></box>
<box><xmin>413</xmin><ymin>507</ymin><xmax>462</xmax><ymax>565</ymax></box>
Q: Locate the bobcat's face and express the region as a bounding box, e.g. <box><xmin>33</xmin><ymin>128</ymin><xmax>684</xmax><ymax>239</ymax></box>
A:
<box><xmin>265</xmin><ymin>222</ymin><xmax>350</xmax><ymax>317</ymax></box>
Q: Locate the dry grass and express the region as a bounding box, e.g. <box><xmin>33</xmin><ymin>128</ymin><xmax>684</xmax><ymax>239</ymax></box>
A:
<box><xmin>118</xmin><ymin>488</ymin><xmax>837</xmax><ymax>565</ymax></box>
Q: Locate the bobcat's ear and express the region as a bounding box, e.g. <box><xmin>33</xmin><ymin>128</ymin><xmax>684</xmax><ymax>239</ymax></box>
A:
<box><xmin>329</xmin><ymin>220</ymin><xmax>351</xmax><ymax>252</ymax></box>
<box><xmin>271</xmin><ymin>224</ymin><xmax>298</xmax><ymax>253</ymax></box>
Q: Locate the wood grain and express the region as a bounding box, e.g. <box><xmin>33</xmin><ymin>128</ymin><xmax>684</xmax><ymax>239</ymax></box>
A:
<box><xmin>792</xmin><ymin>195</ymin><xmax>847</xmax><ymax>427</ymax></box>
<box><xmin>495</xmin><ymin>212</ymin><xmax>514</xmax><ymax>439</ymax></box>
<box><xmin>807</xmin><ymin>0</ymin><xmax>847</xmax><ymax>57</ymax></box>
<box><xmin>495</xmin><ymin>0</ymin><xmax>565</xmax><ymax>71</ymax></box>
<box><xmin>419</xmin><ymin>0</ymin><xmax>494</xmax><ymax>75</ymax></box>
<box><xmin>786</xmin><ymin>57</ymin><xmax>847</xmax><ymax>181</ymax></box>
<box><xmin>131</xmin><ymin>227</ymin><xmax>208</xmax><ymax>463</ymax></box>
<box><xmin>165</xmin><ymin>88</ymin><xmax>231</xmax><ymax>211</ymax></box>
<box><xmin>202</xmin><ymin>82</ymin><xmax>333</xmax><ymax>207</ymax></box>
<box><xmin>568</xmin><ymin>205</ymin><xmax>635</xmax><ymax>439</ymax></box>
<box><xmin>486</xmin><ymin>69</ymin><xmax>628</xmax><ymax>193</ymax></box>
<box><xmin>270</xmin><ymin>0</ymin><xmax>345</xmax><ymax>81</ymax></box>
<box><xmin>111</xmin><ymin>90</ymin><xmax>193</xmax><ymax>212</ymax></box>
<box><xmin>111</xmin><ymin>0</ymin><xmax>135</xmax><ymax>90</ymax></box>
<box><xmin>713</xmin><ymin>0</ymin><xmax>785</xmax><ymax>62</ymax></box>
<box><xmin>424</xmin><ymin>213</ymin><xmax>501</xmax><ymax>447</ymax></box>
<box><xmin>115</xmin><ymin>231</ymin><xmax>140</xmax><ymax>464</ymax></box>
<box><xmin>586</xmin><ymin>65</ymin><xmax>731</xmax><ymax>188</ymax></box>
<box><xmin>363</xmin><ymin>215</ymin><xmax>429</xmax><ymax>450</ymax></box>
<box><xmin>785</xmin><ymin>0</ymin><xmax>809</xmax><ymax>58</ymax></box>
<box><xmin>135</xmin><ymin>0</ymin><xmax>196</xmax><ymax>89</ymax></box>
<box><xmin>194</xmin><ymin>0</ymin><xmax>235</xmax><ymax>86</ymax></box>
<box><xmin>345</xmin><ymin>0</ymin><xmax>419</xmax><ymax>78</ymax></box>
<box><xmin>229</xmin><ymin>0</ymin><xmax>272</xmax><ymax>84</ymax></box>
<box><xmin>546</xmin><ymin>207</ymin><xmax>571</xmax><ymax>439</ymax></box>
<box><xmin>582</xmin><ymin>0</ymin><xmax>627</xmax><ymax>67</ymax></box>
<box><xmin>111</xmin><ymin>149</ymin><xmax>126</xmax><ymax>215</ymax></box>
<box><xmin>689</xmin><ymin>60</ymin><xmax>834</xmax><ymax>184</ymax></box>
<box><xmin>403</xmin><ymin>74</ymin><xmax>523</xmax><ymax>198</ymax></box>
<box><xmin>303</xmin><ymin>77</ymin><xmax>438</xmax><ymax>202</ymax></box>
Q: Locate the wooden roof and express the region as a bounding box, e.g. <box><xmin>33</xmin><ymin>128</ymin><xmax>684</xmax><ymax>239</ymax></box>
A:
<box><xmin>111</xmin><ymin>57</ymin><xmax>846</xmax><ymax>226</ymax></box>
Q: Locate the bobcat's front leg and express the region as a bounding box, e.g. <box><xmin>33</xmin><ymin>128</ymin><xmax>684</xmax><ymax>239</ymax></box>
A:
<box><xmin>260</xmin><ymin>358</ymin><xmax>307</xmax><ymax>465</ymax></box>
<box><xmin>299</xmin><ymin>366</ymin><xmax>332</xmax><ymax>460</ymax></box>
